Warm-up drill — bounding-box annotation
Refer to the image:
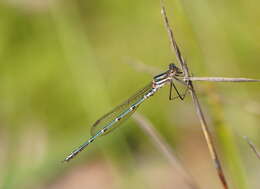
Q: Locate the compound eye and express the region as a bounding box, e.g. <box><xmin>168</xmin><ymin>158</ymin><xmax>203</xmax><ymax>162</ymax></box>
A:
<box><xmin>168</xmin><ymin>63</ymin><xmax>176</xmax><ymax>70</ymax></box>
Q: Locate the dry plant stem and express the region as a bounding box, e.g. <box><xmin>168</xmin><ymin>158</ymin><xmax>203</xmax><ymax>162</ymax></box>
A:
<box><xmin>126</xmin><ymin>60</ymin><xmax>260</xmax><ymax>83</ymax></box>
<box><xmin>244</xmin><ymin>136</ymin><xmax>260</xmax><ymax>159</ymax></box>
<box><xmin>184</xmin><ymin>77</ymin><xmax>260</xmax><ymax>82</ymax></box>
<box><xmin>133</xmin><ymin>113</ymin><xmax>200</xmax><ymax>189</ymax></box>
<box><xmin>161</xmin><ymin>2</ymin><xmax>229</xmax><ymax>188</ymax></box>
<box><xmin>160</xmin><ymin>2</ymin><xmax>185</xmax><ymax>71</ymax></box>
<box><xmin>188</xmin><ymin>84</ymin><xmax>229</xmax><ymax>189</ymax></box>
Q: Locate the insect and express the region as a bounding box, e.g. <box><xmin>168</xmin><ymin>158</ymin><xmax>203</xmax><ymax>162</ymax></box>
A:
<box><xmin>64</xmin><ymin>63</ymin><xmax>188</xmax><ymax>162</ymax></box>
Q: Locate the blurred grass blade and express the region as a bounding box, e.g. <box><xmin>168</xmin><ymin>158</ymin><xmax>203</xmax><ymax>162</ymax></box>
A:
<box><xmin>133</xmin><ymin>113</ymin><xmax>200</xmax><ymax>189</ymax></box>
<box><xmin>244</xmin><ymin>136</ymin><xmax>260</xmax><ymax>159</ymax></box>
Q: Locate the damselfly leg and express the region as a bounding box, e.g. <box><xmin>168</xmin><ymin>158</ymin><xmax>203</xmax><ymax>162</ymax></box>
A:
<box><xmin>169</xmin><ymin>80</ymin><xmax>186</xmax><ymax>101</ymax></box>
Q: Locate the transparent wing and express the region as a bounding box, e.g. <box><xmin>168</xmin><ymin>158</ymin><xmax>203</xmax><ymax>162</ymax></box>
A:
<box><xmin>90</xmin><ymin>82</ymin><xmax>153</xmax><ymax>136</ymax></box>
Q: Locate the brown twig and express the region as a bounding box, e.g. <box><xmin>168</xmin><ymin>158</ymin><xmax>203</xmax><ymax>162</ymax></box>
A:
<box><xmin>244</xmin><ymin>136</ymin><xmax>260</xmax><ymax>159</ymax></box>
<box><xmin>160</xmin><ymin>2</ymin><xmax>185</xmax><ymax>72</ymax></box>
<box><xmin>125</xmin><ymin>60</ymin><xmax>260</xmax><ymax>83</ymax></box>
<box><xmin>184</xmin><ymin>77</ymin><xmax>260</xmax><ymax>82</ymax></box>
<box><xmin>160</xmin><ymin>1</ymin><xmax>229</xmax><ymax>188</ymax></box>
<box><xmin>125</xmin><ymin>58</ymin><xmax>260</xmax><ymax>83</ymax></box>
<box><xmin>133</xmin><ymin>113</ymin><xmax>200</xmax><ymax>189</ymax></box>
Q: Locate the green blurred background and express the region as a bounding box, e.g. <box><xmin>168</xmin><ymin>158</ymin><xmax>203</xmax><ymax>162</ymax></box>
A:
<box><xmin>0</xmin><ymin>0</ymin><xmax>259</xmax><ymax>189</ymax></box>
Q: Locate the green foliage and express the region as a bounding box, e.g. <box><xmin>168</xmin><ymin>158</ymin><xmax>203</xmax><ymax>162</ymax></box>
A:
<box><xmin>0</xmin><ymin>1</ymin><xmax>259</xmax><ymax>189</ymax></box>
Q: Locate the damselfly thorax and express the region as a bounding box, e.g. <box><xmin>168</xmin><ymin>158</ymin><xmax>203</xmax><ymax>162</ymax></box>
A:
<box><xmin>153</xmin><ymin>63</ymin><xmax>183</xmax><ymax>88</ymax></box>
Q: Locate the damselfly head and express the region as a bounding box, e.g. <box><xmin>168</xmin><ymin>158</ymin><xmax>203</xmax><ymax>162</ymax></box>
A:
<box><xmin>153</xmin><ymin>63</ymin><xmax>183</xmax><ymax>84</ymax></box>
<box><xmin>168</xmin><ymin>63</ymin><xmax>182</xmax><ymax>76</ymax></box>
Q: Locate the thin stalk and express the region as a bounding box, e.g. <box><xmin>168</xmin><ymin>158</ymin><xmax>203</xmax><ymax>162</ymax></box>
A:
<box><xmin>160</xmin><ymin>1</ymin><xmax>229</xmax><ymax>188</ymax></box>
<box><xmin>133</xmin><ymin>113</ymin><xmax>200</xmax><ymax>189</ymax></box>
<box><xmin>184</xmin><ymin>77</ymin><xmax>260</xmax><ymax>82</ymax></box>
<box><xmin>244</xmin><ymin>136</ymin><xmax>260</xmax><ymax>159</ymax></box>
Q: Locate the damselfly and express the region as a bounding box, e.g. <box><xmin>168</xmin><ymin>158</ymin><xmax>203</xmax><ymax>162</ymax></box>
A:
<box><xmin>64</xmin><ymin>63</ymin><xmax>187</xmax><ymax>162</ymax></box>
